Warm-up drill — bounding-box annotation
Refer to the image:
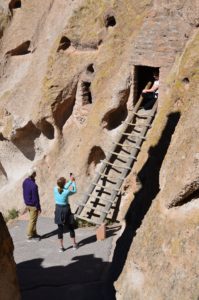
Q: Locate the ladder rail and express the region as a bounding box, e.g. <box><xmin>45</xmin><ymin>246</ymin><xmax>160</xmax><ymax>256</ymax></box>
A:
<box><xmin>75</xmin><ymin>82</ymin><xmax>157</xmax><ymax>224</ymax></box>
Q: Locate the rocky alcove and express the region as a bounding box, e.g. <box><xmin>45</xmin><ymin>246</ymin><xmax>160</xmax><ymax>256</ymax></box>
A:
<box><xmin>57</xmin><ymin>36</ymin><xmax>71</xmax><ymax>52</ymax></box>
<box><xmin>52</xmin><ymin>84</ymin><xmax>77</xmax><ymax>131</ymax></box>
<box><xmin>6</xmin><ymin>41</ymin><xmax>31</xmax><ymax>56</ymax></box>
<box><xmin>11</xmin><ymin>121</ymin><xmax>41</xmax><ymax>160</ymax></box>
<box><xmin>9</xmin><ymin>0</ymin><xmax>21</xmax><ymax>13</ymax></box>
<box><xmin>104</xmin><ymin>14</ymin><xmax>116</xmax><ymax>28</ymax></box>
<box><xmin>0</xmin><ymin>133</ymin><xmax>6</xmax><ymax>141</ymax></box>
<box><xmin>37</xmin><ymin>119</ymin><xmax>54</xmax><ymax>140</ymax></box>
<box><xmin>86</xmin><ymin>64</ymin><xmax>95</xmax><ymax>74</ymax></box>
<box><xmin>81</xmin><ymin>81</ymin><xmax>92</xmax><ymax>105</ymax></box>
<box><xmin>86</xmin><ymin>146</ymin><xmax>106</xmax><ymax>175</ymax></box>
<box><xmin>102</xmin><ymin>87</ymin><xmax>130</xmax><ymax>130</ymax></box>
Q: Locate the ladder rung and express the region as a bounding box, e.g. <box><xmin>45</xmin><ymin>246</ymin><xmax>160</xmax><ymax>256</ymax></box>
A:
<box><xmin>113</xmin><ymin>142</ymin><xmax>141</xmax><ymax>149</ymax></box>
<box><xmin>133</xmin><ymin>112</ymin><xmax>154</xmax><ymax>118</ymax></box>
<box><xmin>90</xmin><ymin>198</ymin><xmax>115</xmax><ymax>204</ymax></box>
<box><xmin>132</xmin><ymin>112</ymin><xmax>148</xmax><ymax>118</ymax></box>
<box><xmin>121</xmin><ymin>132</ymin><xmax>146</xmax><ymax>140</ymax></box>
<box><xmin>122</xmin><ymin>121</ymin><xmax>151</xmax><ymax>128</ymax></box>
<box><xmin>77</xmin><ymin>202</ymin><xmax>109</xmax><ymax>214</ymax></box>
<box><xmin>75</xmin><ymin>215</ymin><xmax>101</xmax><ymax>225</ymax></box>
<box><xmin>101</xmin><ymin>160</ymin><xmax>131</xmax><ymax>170</ymax></box>
<box><xmin>97</xmin><ymin>171</ymin><xmax>124</xmax><ymax>180</ymax></box>
<box><xmin>83</xmin><ymin>193</ymin><xmax>112</xmax><ymax>202</ymax></box>
<box><xmin>108</xmin><ymin>151</ymin><xmax>137</xmax><ymax>160</ymax></box>
<box><xmin>91</xmin><ymin>182</ymin><xmax>120</xmax><ymax>192</ymax></box>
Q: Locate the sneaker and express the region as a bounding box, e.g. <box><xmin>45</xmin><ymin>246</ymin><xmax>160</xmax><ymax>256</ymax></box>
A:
<box><xmin>59</xmin><ymin>247</ymin><xmax>65</xmax><ymax>253</ymax></box>
<box><xmin>73</xmin><ymin>244</ymin><xmax>78</xmax><ymax>250</ymax></box>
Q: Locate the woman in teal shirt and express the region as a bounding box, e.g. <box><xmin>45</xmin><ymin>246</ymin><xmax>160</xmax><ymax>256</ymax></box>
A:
<box><xmin>54</xmin><ymin>176</ymin><xmax>78</xmax><ymax>252</ymax></box>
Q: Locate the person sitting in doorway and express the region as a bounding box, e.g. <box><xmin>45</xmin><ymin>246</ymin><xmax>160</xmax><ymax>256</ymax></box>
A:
<box><xmin>142</xmin><ymin>71</ymin><xmax>159</xmax><ymax>109</ymax></box>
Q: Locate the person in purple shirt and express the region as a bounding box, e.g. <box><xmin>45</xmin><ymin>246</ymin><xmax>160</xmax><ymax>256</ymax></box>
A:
<box><xmin>22</xmin><ymin>168</ymin><xmax>41</xmax><ymax>241</ymax></box>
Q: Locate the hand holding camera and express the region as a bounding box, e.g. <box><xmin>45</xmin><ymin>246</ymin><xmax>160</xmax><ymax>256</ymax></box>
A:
<box><xmin>70</xmin><ymin>172</ymin><xmax>75</xmax><ymax>181</ymax></box>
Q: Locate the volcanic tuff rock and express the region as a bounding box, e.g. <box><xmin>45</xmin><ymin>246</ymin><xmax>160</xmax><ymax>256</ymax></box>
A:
<box><xmin>0</xmin><ymin>213</ymin><xmax>20</xmax><ymax>300</ymax></box>
<box><xmin>0</xmin><ymin>0</ymin><xmax>198</xmax><ymax>299</ymax></box>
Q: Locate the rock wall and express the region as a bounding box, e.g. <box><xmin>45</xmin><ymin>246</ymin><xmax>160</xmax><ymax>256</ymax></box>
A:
<box><xmin>114</xmin><ymin>14</ymin><xmax>199</xmax><ymax>300</ymax></box>
<box><xmin>0</xmin><ymin>1</ymin><xmax>198</xmax><ymax>298</ymax></box>
<box><xmin>0</xmin><ymin>213</ymin><xmax>20</xmax><ymax>300</ymax></box>
<box><xmin>0</xmin><ymin>0</ymin><xmax>154</xmax><ymax>214</ymax></box>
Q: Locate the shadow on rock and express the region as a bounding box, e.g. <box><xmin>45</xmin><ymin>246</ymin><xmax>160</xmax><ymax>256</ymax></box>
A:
<box><xmin>109</xmin><ymin>112</ymin><xmax>181</xmax><ymax>282</ymax></box>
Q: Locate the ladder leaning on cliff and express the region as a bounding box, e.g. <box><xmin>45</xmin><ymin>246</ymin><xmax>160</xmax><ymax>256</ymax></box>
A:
<box><xmin>75</xmin><ymin>85</ymin><xmax>158</xmax><ymax>232</ymax></box>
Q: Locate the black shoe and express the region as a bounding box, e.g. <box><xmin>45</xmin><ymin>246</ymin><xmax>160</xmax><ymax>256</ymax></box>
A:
<box><xmin>59</xmin><ymin>247</ymin><xmax>65</xmax><ymax>253</ymax></box>
<box><xmin>27</xmin><ymin>236</ymin><xmax>40</xmax><ymax>242</ymax></box>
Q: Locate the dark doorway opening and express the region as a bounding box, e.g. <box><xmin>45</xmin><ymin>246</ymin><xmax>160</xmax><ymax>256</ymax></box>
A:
<box><xmin>133</xmin><ymin>65</ymin><xmax>159</xmax><ymax>105</ymax></box>
<box><xmin>81</xmin><ymin>81</ymin><xmax>92</xmax><ymax>105</ymax></box>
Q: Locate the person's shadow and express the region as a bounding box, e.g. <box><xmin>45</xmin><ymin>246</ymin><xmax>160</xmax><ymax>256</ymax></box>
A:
<box><xmin>41</xmin><ymin>225</ymin><xmax>120</xmax><ymax>248</ymax></box>
<box><xmin>109</xmin><ymin>111</ymin><xmax>181</xmax><ymax>282</ymax></box>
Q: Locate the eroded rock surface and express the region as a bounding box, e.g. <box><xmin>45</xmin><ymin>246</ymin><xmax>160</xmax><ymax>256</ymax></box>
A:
<box><xmin>0</xmin><ymin>213</ymin><xmax>20</xmax><ymax>300</ymax></box>
<box><xmin>0</xmin><ymin>1</ymin><xmax>198</xmax><ymax>299</ymax></box>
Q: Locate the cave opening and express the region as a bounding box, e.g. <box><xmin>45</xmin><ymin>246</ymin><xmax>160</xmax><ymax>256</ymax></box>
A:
<box><xmin>9</xmin><ymin>0</ymin><xmax>21</xmax><ymax>11</ymax></box>
<box><xmin>86</xmin><ymin>146</ymin><xmax>106</xmax><ymax>175</ymax></box>
<box><xmin>81</xmin><ymin>81</ymin><xmax>92</xmax><ymax>105</ymax></box>
<box><xmin>87</xmin><ymin>64</ymin><xmax>95</xmax><ymax>73</ymax></box>
<box><xmin>105</xmin><ymin>15</ymin><xmax>116</xmax><ymax>27</ymax></box>
<box><xmin>57</xmin><ymin>36</ymin><xmax>71</xmax><ymax>52</ymax></box>
<box><xmin>6</xmin><ymin>41</ymin><xmax>31</xmax><ymax>56</ymax></box>
<box><xmin>133</xmin><ymin>65</ymin><xmax>159</xmax><ymax>105</ymax></box>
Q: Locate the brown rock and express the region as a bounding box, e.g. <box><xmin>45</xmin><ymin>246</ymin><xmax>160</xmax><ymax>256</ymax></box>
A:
<box><xmin>0</xmin><ymin>213</ymin><xmax>20</xmax><ymax>300</ymax></box>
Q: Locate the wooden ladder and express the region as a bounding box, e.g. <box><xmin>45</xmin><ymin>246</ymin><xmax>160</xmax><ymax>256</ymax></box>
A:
<box><xmin>75</xmin><ymin>92</ymin><xmax>158</xmax><ymax>226</ymax></box>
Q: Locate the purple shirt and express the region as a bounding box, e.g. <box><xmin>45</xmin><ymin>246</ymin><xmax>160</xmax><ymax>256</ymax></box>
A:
<box><xmin>22</xmin><ymin>178</ymin><xmax>41</xmax><ymax>210</ymax></box>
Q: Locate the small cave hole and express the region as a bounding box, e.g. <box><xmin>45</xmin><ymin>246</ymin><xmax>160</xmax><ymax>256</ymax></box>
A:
<box><xmin>87</xmin><ymin>64</ymin><xmax>95</xmax><ymax>73</ymax></box>
<box><xmin>182</xmin><ymin>77</ymin><xmax>189</xmax><ymax>84</ymax></box>
<box><xmin>105</xmin><ymin>15</ymin><xmax>116</xmax><ymax>28</ymax></box>
<box><xmin>57</xmin><ymin>36</ymin><xmax>71</xmax><ymax>52</ymax></box>
<box><xmin>37</xmin><ymin>119</ymin><xmax>54</xmax><ymax>140</ymax></box>
<box><xmin>81</xmin><ymin>81</ymin><xmax>92</xmax><ymax>105</ymax></box>
<box><xmin>6</xmin><ymin>41</ymin><xmax>31</xmax><ymax>56</ymax></box>
<box><xmin>9</xmin><ymin>0</ymin><xmax>21</xmax><ymax>11</ymax></box>
<box><xmin>86</xmin><ymin>146</ymin><xmax>106</xmax><ymax>175</ymax></box>
<box><xmin>102</xmin><ymin>87</ymin><xmax>130</xmax><ymax>130</ymax></box>
<box><xmin>0</xmin><ymin>133</ymin><xmax>6</xmax><ymax>141</ymax></box>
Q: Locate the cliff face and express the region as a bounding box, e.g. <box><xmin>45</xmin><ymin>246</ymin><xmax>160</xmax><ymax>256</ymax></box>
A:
<box><xmin>0</xmin><ymin>213</ymin><xmax>20</xmax><ymax>300</ymax></box>
<box><xmin>0</xmin><ymin>1</ymin><xmax>198</xmax><ymax>299</ymax></box>
<box><xmin>114</xmin><ymin>15</ymin><xmax>199</xmax><ymax>300</ymax></box>
<box><xmin>0</xmin><ymin>0</ymin><xmax>153</xmax><ymax>213</ymax></box>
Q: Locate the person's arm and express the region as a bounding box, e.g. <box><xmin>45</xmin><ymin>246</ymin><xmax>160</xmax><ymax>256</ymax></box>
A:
<box><xmin>143</xmin><ymin>81</ymin><xmax>159</xmax><ymax>93</ymax></box>
<box><xmin>64</xmin><ymin>180</ymin><xmax>72</xmax><ymax>189</ymax></box>
<box><xmin>68</xmin><ymin>181</ymin><xmax>77</xmax><ymax>194</ymax></box>
<box><xmin>32</xmin><ymin>184</ymin><xmax>41</xmax><ymax>211</ymax></box>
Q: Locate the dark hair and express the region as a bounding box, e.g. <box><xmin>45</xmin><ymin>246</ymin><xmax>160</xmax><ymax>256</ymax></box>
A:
<box><xmin>57</xmin><ymin>177</ymin><xmax>66</xmax><ymax>194</ymax></box>
<box><xmin>153</xmin><ymin>70</ymin><xmax>159</xmax><ymax>77</ymax></box>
